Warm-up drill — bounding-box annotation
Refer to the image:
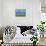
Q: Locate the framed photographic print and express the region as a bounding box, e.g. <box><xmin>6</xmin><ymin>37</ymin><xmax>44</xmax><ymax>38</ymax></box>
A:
<box><xmin>16</xmin><ymin>9</ymin><xmax>26</xmax><ymax>17</ymax></box>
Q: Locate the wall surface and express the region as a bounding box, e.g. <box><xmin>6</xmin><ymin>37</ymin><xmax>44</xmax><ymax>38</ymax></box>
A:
<box><xmin>0</xmin><ymin>0</ymin><xmax>2</xmax><ymax>25</ymax></box>
<box><xmin>32</xmin><ymin>0</ymin><xmax>41</xmax><ymax>27</ymax></box>
<box><xmin>1</xmin><ymin>0</ymin><xmax>41</xmax><ymax>27</ymax></box>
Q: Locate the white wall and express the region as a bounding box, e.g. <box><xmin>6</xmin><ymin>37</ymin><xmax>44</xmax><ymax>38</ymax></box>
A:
<box><xmin>0</xmin><ymin>0</ymin><xmax>2</xmax><ymax>26</ymax></box>
<box><xmin>32</xmin><ymin>0</ymin><xmax>41</xmax><ymax>27</ymax></box>
<box><xmin>1</xmin><ymin>0</ymin><xmax>41</xmax><ymax>27</ymax></box>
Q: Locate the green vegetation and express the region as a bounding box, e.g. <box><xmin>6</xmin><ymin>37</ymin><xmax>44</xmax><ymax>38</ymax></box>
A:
<box><xmin>16</xmin><ymin>14</ymin><xmax>26</xmax><ymax>17</ymax></box>
<box><xmin>31</xmin><ymin>35</ymin><xmax>38</xmax><ymax>45</ymax></box>
<box><xmin>37</xmin><ymin>21</ymin><xmax>45</xmax><ymax>32</ymax></box>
